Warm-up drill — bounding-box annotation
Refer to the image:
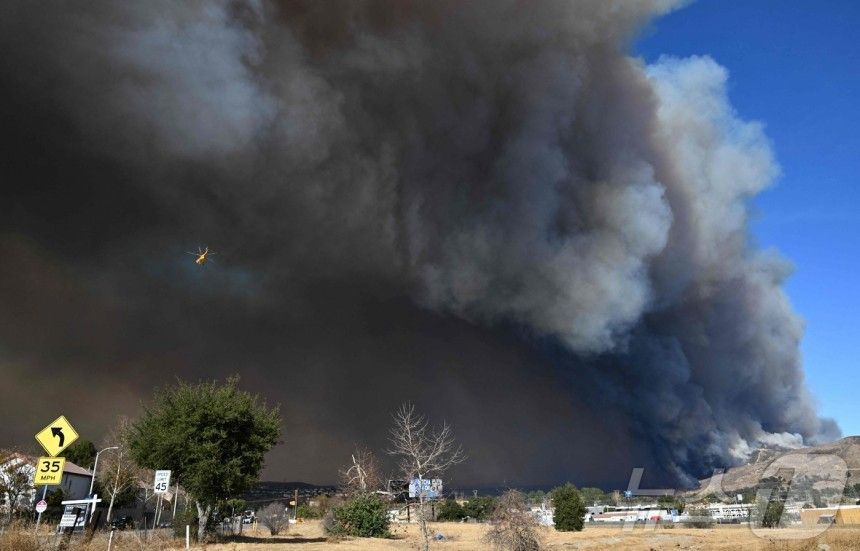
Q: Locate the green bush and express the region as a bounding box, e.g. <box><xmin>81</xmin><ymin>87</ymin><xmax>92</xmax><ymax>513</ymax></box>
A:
<box><xmin>326</xmin><ymin>494</ymin><xmax>390</xmax><ymax>538</ymax></box>
<box><xmin>297</xmin><ymin>504</ymin><xmax>326</xmax><ymax>519</ymax></box>
<box><xmin>173</xmin><ymin>509</ymin><xmax>200</xmax><ymax>540</ymax></box>
<box><xmin>436</xmin><ymin>499</ymin><xmax>465</xmax><ymax>521</ymax></box>
<box><xmin>551</xmin><ymin>483</ymin><xmax>585</xmax><ymax>532</ymax></box>
<box><xmin>462</xmin><ymin>495</ymin><xmax>497</xmax><ymax>521</ymax></box>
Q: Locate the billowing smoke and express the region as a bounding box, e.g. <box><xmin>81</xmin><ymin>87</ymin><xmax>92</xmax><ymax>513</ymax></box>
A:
<box><xmin>0</xmin><ymin>0</ymin><xmax>838</xmax><ymax>487</ymax></box>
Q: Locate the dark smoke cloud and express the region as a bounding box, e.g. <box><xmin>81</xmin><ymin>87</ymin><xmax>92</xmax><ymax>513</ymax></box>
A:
<box><xmin>0</xmin><ymin>0</ymin><xmax>838</xmax><ymax>487</ymax></box>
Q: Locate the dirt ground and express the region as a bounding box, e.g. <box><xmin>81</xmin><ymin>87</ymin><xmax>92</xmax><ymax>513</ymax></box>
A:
<box><xmin>187</xmin><ymin>521</ymin><xmax>860</xmax><ymax>551</ymax></box>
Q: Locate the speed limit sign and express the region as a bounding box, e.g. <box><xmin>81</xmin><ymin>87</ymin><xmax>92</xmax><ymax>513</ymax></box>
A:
<box><xmin>154</xmin><ymin>470</ymin><xmax>171</xmax><ymax>493</ymax></box>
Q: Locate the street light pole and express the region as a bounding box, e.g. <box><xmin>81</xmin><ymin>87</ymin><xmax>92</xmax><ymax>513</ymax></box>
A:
<box><xmin>87</xmin><ymin>446</ymin><xmax>119</xmax><ymax>524</ymax></box>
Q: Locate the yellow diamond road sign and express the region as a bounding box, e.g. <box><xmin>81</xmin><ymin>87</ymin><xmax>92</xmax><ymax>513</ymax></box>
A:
<box><xmin>34</xmin><ymin>457</ymin><xmax>66</xmax><ymax>485</ymax></box>
<box><xmin>35</xmin><ymin>415</ymin><xmax>78</xmax><ymax>457</ymax></box>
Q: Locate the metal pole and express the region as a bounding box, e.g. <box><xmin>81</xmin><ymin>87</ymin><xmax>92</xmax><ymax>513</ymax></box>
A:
<box><xmin>154</xmin><ymin>494</ymin><xmax>162</xmax><ymax>527</ymax></box>
<box><xmin>87</xmin><ymin>446</ymin><xmax>118</xmax><ymax>524</ymax></box>
<box><xmin>34</xmin><ymin>485</ymin><xmax>48</xmax><ymax>535</ymax></box>
<box><xmin>172</xmin><ymin>482</ymin><xmax>179</xmax><ymax>519</ymax></box>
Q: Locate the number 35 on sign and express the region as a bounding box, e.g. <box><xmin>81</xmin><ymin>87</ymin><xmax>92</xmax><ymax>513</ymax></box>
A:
<box><xmin>35</xmin><ymin>457</ymin><xmax>66</xmax><ymax>485</ymax></box>
<box><xmin>154</xmin><ymin>470</ymin><xmax>172</xmax><ymax>493</ymax></box>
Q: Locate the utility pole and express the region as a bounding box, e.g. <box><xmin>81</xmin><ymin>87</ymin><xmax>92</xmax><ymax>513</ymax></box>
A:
<box><xmin>87</xmin><ymin>446</ymin><xmax>119</xmax><ymax>524</ymax></box>
<box><xmin>294</xmin><ymin>489</ymin><xmax>299</xmax><ymax>520</ymax></box>
<box><xmin>172</xmin><ymin>482</ymin><xmax>179</xmax><ymax>519</ymax></box>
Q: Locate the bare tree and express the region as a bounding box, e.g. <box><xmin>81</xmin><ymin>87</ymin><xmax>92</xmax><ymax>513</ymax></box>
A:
<box><xmin>484</xmin><ymin>490</ymin><xmax>545</xmax><ymax>551</ymax></box>
<box><xmin>387</xmin><ymin>402</ymin><xmax>465</xmax><ymax>551</ymax></box>
<box><xmin>257</xmin><ymin>502</ymin><xmax>290</xmax><ymax>535</ymax></box>
<box><xmin>0</xmin><ymin>449</ymin><xmax>35</xmax><ymax>523</ymax></box>
<box><xmin>99</xmin><ymin>416</ymin><xmax>144</xmax><ymax>523</ymax></box>
<box><xmin>339</xmin><ymin>446</ymin><xmax>384</xmax><ymax>497</ymax></box>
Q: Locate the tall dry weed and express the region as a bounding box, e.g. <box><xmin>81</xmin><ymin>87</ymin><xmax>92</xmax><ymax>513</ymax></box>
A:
<box><xmin>0</xmin><ymin>522</ymin><xmax>40</xmax><ymax>551</ymax></box>
<box><xmin>0</xmin><ymin>524</ymin><xmax>184</xmax><ymax>551</ymax></box>
<box><xmin>759</xmin><ymin>527</ymin><xmax>860</xmax><ymax>551</ymax></box>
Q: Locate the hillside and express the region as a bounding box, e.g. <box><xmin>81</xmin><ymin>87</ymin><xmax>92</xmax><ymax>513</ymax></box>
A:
<box><xmin>688</xmin><ymin>436</ymin><xmax>860</xmax><ymax>497</ymax></box>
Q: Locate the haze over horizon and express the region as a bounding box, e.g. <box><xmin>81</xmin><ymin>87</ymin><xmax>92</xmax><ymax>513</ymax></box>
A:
<box><xmin>1</xmin><ymin>0</ymin><xmax>851</xmax><ymax>490</ymax></box>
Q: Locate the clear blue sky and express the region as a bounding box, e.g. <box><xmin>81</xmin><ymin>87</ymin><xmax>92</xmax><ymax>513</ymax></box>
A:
<box><xmin>636</xmin><ymin>0</ymin><xmax>860</xmax><ymax>438</ymax></box>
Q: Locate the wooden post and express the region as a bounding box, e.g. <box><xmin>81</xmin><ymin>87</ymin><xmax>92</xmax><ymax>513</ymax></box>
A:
<box><xmin>57</xmin><ymin>507</ymin><xmax>82</xmax><ymax>551</ymax></box>
<box><xmin>83</xmin><ymin>509</ymin><xmax>101</xmax><ymax>543</ymax></box>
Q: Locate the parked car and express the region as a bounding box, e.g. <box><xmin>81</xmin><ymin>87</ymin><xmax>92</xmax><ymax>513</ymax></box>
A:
<box><xmin>110</xmin><ymin>516</ymin><xmax>134</xmax><ymax>530</ymax></box>
<box><xmin>157</xmin><ymin>521</ymin><xmax>173</xmax><ymax>528</ymax></box>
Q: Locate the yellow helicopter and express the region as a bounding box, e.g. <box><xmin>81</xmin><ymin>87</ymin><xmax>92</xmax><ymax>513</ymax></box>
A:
<box><xmin>186</xmin><ymin>246</ymin><xmax>216</xmax><ymax>265</ymax></box>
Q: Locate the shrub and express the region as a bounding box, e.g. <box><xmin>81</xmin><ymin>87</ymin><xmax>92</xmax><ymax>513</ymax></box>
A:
<box><xmin>686</xmin><ymin>516</ymin><xmax>714</xmax><ymax>529</ymax></box>
<box><xmin>257</xmin><ymin>502</ymin><xmax>290</xmax><ymax>535</ymax></box>
<box><xmin>463</xmin><ymin>495</ymin><xmax>497</xmax><ymax>521</ymax></box>
<box><xmin>172</xmin><ymin>509</ymin><xmax>199</xmax><ymax>540</ymax></box>
<box><xmin>484</xmin><ymin>490</ymin><xmax>544</xmax><ymax>551</ymax></box>
<box><xmin>0</xmin><ymin>520</ymin><xmax>39</xmax><ymax>551</ymax></box>
<box><xmin>297</xmin><ymin>504</ymin><xmax>326</xmax><ymax>519</ymax></box>
<box><xmin>551</xmin><ymin>483</ymin><xmax>585</xmax><ymax>532</ymax></box>
<box><xmin>436</xmin><ymin>499</ymin><xmax>466</xmax><ymax>522</ymax></box>
<box><xmin>326</xmin><ymin>494</ymin><xmax>390</xmax><ymax>538</ymax></box>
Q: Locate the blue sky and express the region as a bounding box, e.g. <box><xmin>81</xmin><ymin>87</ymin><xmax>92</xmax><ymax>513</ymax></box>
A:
<box><xmin>636</xmin><ymin>0</ymin><xmax>859</xmax><ymax>438</ymax></box>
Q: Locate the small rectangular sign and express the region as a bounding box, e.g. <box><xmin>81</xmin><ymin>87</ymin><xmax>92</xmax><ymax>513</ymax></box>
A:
<box><xmin>154</xmin><ymin>470</ymin><xmax>172</xmax><ymax>493</ymax></box>
<box><xmin>34</xmin><ymin>456</ymin><xmax>66</xmax><ymax>485</ymax></box>
<box><xmin>59</xmin><ymin>505</ymin><xmax>86</xmax><ymax>528</ymax></box>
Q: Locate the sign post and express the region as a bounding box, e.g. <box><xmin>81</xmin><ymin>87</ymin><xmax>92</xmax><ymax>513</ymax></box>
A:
<box><xmin>153</xmin><ymin>470</ymin><xmax>171</xmax><ymax>528</ymax></box>
<box><xmin>34</xmin><ymin>415</ymin><xmax>78</xmax><ymax>534</ymax></box>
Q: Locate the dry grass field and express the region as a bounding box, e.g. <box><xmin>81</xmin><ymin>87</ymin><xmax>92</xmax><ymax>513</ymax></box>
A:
<box><xmin>202</xmin><ymin>522</ymin><xmax>860</xmax><ymax>551</ymax></box>
<box><xmin>194</xmin><ymin>522</ymin><xmax>860</xmax><ymax>551</ymax></box>
<box><xmin>5</xmin><ymin>522</ymin><xmax>860</xmax><ymax>551</ymax></box>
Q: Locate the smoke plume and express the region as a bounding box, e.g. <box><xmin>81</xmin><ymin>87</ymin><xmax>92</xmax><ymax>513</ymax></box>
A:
<box><xmin>0</xmin><ymin>0</ymin><xmax>838</xmax><ymax>487</ymax></box>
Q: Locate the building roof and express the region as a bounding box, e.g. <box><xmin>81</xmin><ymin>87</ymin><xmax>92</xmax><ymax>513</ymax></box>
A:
<box><xmin>62</xmin><ymin>461</ymin><xmax>92</xmax><ymax>477</ymax></box>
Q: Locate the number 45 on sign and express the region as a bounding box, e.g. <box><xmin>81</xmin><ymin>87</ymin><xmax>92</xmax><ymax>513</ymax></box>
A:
<box><xmin>154</xmin><ymin>470</ymin><xmax>171</xmax><ymax>493</ymax></box>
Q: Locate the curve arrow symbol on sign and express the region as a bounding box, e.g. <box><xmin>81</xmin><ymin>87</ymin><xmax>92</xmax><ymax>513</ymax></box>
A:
<box><xmin>51</xmin><ymin>427</ymin><xmax>65</xmax><ymax>447</ymax></box>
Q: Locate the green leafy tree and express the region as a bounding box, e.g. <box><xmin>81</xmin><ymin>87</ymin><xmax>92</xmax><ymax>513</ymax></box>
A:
<box><xmin>222</xmin><ymin>497</ymin><xmax>247</xmax><ymax>519</ymax></box>
<box><xmin>436</xmin><ymin>499</ymin><xmax>465</xmax><ymax>521</ymax></box>
<box><xmin>327</xmin><ymin>494</ymin><xmax>390</xmax><ymax>538</ymax></box>
<box><xmin>759</xmin><ymin>500</ymin><xmax>785</xmax><ymax>528</ymax></box>
<box><xmin>298</xmin><ymin>495</ymin><xmax>333</xmax><ymax>520</ymax></box>
<box><xmin>463</xmin><ymin>495</ymin><xmax>497</xmax><ymax>521</ymax></box>
<box><xmin>65</xmin><ymin>440</ymin><xmax>97</xmax><ymax>471</ymax></box>
<box><xmin>811</xmin><ymin>489</ymin><xmax>826</xmax><ymax>508</ymax></box>
<box><xmin>297</xmin><ymin>503</ymin><xmax>326</xmax><ymax>519</ymax></box>
<box><xmin>129</xmin><ymin>376</ymin><xmax>281</xmax><ymax>542</ymax></box>
<box><xmin>551</xmin><ymin>483</ymin><xmax>585</xmax><ymax>532</ymax></box>
<box><xmin>42</xmin><ymin>488</ymin><xmax>67</xmax><ymax>523</ymax></box>
<box><xmin>526</xmin><ymin>490</ymin><xmax>546</xmax><ymax>506</ymax></box>
<box><xmin>579</xmin><ymin>487</ymin><xmax>605</xmax><ymax>506</ymax></box>
<box><xmin>657</xmin><ymin>495</ymin><xmax>685</xmax><ymax>514</ymax></box>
